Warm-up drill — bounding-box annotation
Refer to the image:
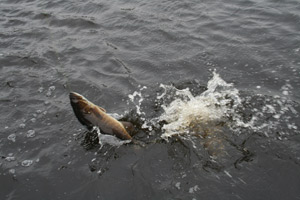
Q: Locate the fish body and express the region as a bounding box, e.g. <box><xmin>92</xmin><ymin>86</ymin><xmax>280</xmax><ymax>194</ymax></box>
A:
<box><xmin>69</xmin><ymin>92</ymin><xmax>132</xmax><ymax>140</ymax></box>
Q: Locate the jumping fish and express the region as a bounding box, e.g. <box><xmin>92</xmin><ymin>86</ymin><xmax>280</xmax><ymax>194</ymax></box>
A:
<box><xmin>69</xmin><ymin>92</ymin><xmax>133</xmax><ymax>140</ymax></box>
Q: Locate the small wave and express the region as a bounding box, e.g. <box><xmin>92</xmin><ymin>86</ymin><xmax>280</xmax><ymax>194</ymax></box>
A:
<box><xmin>45</xmin><ymin>15</ymin><xmax>98</xmax><ymax>29</ymax></box>
<box><xmin>91</xmin><ymin>126</ymin><xmax>131</xmax><ymax>148</ymax></box>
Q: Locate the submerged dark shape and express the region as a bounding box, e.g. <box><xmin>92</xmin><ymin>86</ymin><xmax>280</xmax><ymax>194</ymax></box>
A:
<box><xmin>69</xmin><ymin>92</ymin><xmax>133</xmax><ymax>140</ymax></box>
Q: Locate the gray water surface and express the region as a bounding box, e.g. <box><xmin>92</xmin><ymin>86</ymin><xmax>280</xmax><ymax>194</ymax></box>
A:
<box><xmin>1</xmin><ymin>0</ymin><xmax>300</xmax><ymax>199</ymax></box>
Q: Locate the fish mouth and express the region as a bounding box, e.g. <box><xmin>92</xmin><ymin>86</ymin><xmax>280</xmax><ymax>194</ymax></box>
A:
<box><xmin>69</xmin><ymin>92</ymin><xmax>84</xmax><ymax>103</ymax></box>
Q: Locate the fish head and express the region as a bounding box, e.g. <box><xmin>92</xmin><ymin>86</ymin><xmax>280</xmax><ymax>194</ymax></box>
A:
<box><xmin>70</xmin><ymin>92</ymin><xmax>92</xmax><ymax>110</ymax></box>
<box><xmin>70</xmin><ymin>92</ymin><xmax>87</xmax><ymax>103</ymax></box>
<box><xmin>69</xmin><ymin>92</ymin><xmax>95</xmax><ymax>128</ymax></box>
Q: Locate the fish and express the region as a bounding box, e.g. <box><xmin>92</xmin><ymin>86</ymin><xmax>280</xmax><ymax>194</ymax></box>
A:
<box><xmin>69</xmin><ymin>92</ymin><xmax>133</xmax><ymax>140</ymax></box>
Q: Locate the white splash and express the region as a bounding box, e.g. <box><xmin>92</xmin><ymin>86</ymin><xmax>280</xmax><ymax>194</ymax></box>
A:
<box><xmin>127</xmin><ymin>71</ymin><xmax>298</xmax><ymax>145</ymax></box>
<box><xmin>128</xmin><ymin>86</ymin><xmax>154</xmax><ymax>131</ymax></box>
<box><xmin>91</xmin><ymin>127</ymin><xmax>131</xmax><ymax>148</ymax></box>
<box><xmin>159</xmin><ymin>72</ymin><xmax>241</xmax><ymax>139</ymax></box>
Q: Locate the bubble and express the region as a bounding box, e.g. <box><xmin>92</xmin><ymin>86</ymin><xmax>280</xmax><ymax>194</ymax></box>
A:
<box><xmin>7</xmin><ymin>134</ymin><xmax>16</xmax><ymax>142</ymax></box>
<box><xmin>5</xmin><ymin>156</ymin><xmax>15</xmax><ymax>162</ymax></box>
<box><xmin>21</xmin><ymin>160</ymin><xmax>33</xmax><ymax>167</ymax></box>
<box><xmin>281</xmin><ymin>83</ymin><xmax>293</xmax><ymax>96</ymax></box>
<box><xmin>189</xmin><ymin>185</ymin><xmax>200</xmax><ymax>193</ymax></box>
<box><xmin>9</xmin><ymin>169</ymin><xmax>16</xmax><ymax>174</ymax></box>
<box><xmin>273</xmin><ymin>114</ymin><xmax>280</xmax><ymax>119</ymax></box>
<box><xmin>19</xmin><ymin>123</ymin><xmax>26</xmax><ymax>128</ymax></box>
<box><xmin>38</xmin><ymin>87</ymin><xmax>44</xmax><ymax>93</ymax></box>
<box><xmin>175</xmin><ymin>182</ymin><xmax>181</xmax><ymax>190</ymax></box>
<box><xmin>46</xmin><ymin>91</ymin><xmax>52</xmax><ymax>97</ymax></box>
<box><xmin>46</xmin><ymin>86</ymin><xmax>56</xmax><ymax>97</ymax></box>
<box><xmin>282</xmin><ymin>91</ymin><xmax>289</xmax><ymax>96</ymax></box>
<box><xmin>288</xmin><ymin>124</ymin><xmax>297</xmax><ymax>130</ymax></box>
<box><xmin>27</xmin><ymin>130</ymin><xmax>35</xmax><ymax>138</ymax></box>
<box><xmin>49</xmin><ymin>86</ymin><xmax>55</xmax><ymax>91</ymax></box>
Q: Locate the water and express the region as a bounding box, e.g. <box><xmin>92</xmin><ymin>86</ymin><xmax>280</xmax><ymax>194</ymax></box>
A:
<box><xmin>1</xmin><ymin>0</ymin><xmax>300</xmax><ymax>199</ymax></box>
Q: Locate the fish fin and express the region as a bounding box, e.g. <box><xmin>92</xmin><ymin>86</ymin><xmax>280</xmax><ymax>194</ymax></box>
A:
<box><xmin>97</xmin><ymin>106</ymin><xmax>106</xmax><ymax>113</ymax></box>
<box><xmin>120</xmin><ymin>121</ymin><xmax>134</xmax><ymax>135</ymax></box>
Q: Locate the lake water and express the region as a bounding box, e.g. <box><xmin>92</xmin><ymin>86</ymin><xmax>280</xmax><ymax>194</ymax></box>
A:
<box><xmin>1</xmin><ymin>0</ymin><xmax>300</xmax><ymax>199</ymax></box>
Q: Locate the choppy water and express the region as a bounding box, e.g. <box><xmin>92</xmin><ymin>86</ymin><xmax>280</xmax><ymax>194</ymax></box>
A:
<box><xmin>1</xmin><ymin>0</ymin><xmax>300</xmax><ymax>199</ymax></box>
